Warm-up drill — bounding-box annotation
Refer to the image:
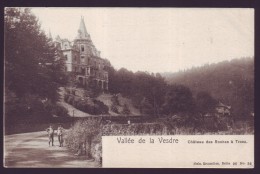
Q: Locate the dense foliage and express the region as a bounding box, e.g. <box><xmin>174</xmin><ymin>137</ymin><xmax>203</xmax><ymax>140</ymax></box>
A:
<box><xmin>110</xmin><ymin>95</ymin><xmax>120</xmax><ymax>113</ymax></box>
<box><xmin>65</xmin><ymin>118</ymin><xmax>253</xmax><ymax>163</ymax></box>
<box><xmin>4</xmin><ymin>8</ymin><xmax>68</xmax><ymax>122</ymax></box>
<box><xmin>107</xmin><ymin>66</ymin><xmax>211</xmax><ymax>118</ymax></box>
<box><xmin>66</xmin><ymin>119</ymin><xmax>102</xmax><ymax>161</ymax></box>
<box><xmin>107</xmin><ymin>57</ymin><xmax>253</xmax><ymax>120</ymax></box>
<box><xmin>195</xmin><ymin>91</ymin><xmax>218</xmax><ymax>116</ymax></box>
<box><xmin>108</xmin><ymin>67</ymin><xmax>174</xmax><ymax>116</ymax></box>
<box><xmin>121</xmin><ymin>104</ymin><xmax>131</xmax><ymax>115</ymax></box>
<box><xmin>64</xmin><ymin>94</ymin><xmax>109</xmax><ymax>115</ymax></box>
<box><xmin>162</xmin><ymin>85</ymin><xmax>195</xmax><ymax>115</ymax></box>
<box><xmin>163</xmin><ymin>57</ymin><xmax>254</xmax><ymax>118</ymax></box>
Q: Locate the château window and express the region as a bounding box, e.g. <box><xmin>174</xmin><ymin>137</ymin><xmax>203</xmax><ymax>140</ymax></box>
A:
<box><xmin>64</xmin><ymin>55</ymin><xmax>68</xmax><ymax>60</ymax></box>
<box><xmin>81</xmin><ymin>45</ymin><xmax>84</xmax><ymax>52</ymax></box>
<box><xmin>81</xmin><ymin>56</ymin><xmax>84</xmax><ymax>59</ymax></box>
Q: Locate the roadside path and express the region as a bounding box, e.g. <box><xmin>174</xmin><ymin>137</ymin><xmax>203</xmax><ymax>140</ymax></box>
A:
<box><xmin>58</xmin><ymin>87</ymin><xmax>91</xmax><ymax>117</ymax></box>
<box><xmin>58</xmin><ymin>101</ymin><xmax>91</xmax><ymax>117</ymax></box>
<box><xmin>4</xmin><ymin>131</ymin><xmax>100</xmax><ymax>168</ymax></box>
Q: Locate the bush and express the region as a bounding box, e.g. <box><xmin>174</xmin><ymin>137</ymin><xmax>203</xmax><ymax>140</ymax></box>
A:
<box><xmin>93</xmin><ymin>100</ymin><xmax>109</xmax><ymax>115</ymax></box>
<box><xmin>102</xmin><ymin>123</ymin><xmax>166</xmax><ymax>136</ymax></box>
<box><xmin>65</xmin><ymin>119</ymin><xmax>102</xmax><ymax>161</ymax></box>
<box><xmin>65</xmin><ymin>118</ymin><xmax>253</xmax><ymax>165</ymax></box>
<box><xmin>65</xmin><ymin>88</ymin><xmax>70</xmax><ymax>94</ymax></box>
<box><xmin>110</xmin><ymin>103</ymin><xmax>119</xmax><ymax>113</ymax></box>
<box><xmin>44</xmin><ymin>101</ymin><xmax>69</xmax><ymax>117</ymax></box>
<box><xmin>140</xmin><ymin>97</ymin><xmax>153</xmax><ymax>115</ymax></box>
<box><xmin>121</xmin><ymin>103</ymin><xmax>130</xmax><ymax>115</ymax></box>
<box><xmin>52</xmin><ymin>104</ymin><xmax>69</xmax><ymax>117</ymax></box>
<box><xmin>5</xmin><ymin>94</ymin><xmax>49</xmax><ymax>122</ymax></box>
<box><xmin>72</xmin><ymin>97</ymin><xmax>80</xmax><ymax>107</ymax></box>
<box><xmin>111</xmin><ymin>94</ymin><xmax>120</xmax><ymax>106</ymax></box>
<box><xmin>64</xmin><ymin>93</ymin><xmax>69</xmax><ymax>102</ymax></box>
<box><xmin>64</xmin><ymin>96</ymin><xmax>109</xmax><ymax>115</ymax></box>
<box><xmin>75</xmin><ymin>100</ymin><xmax>84</xmax><ymax>111</ymax></box>
<box><xmin>67</xmin><ymin>96</ymin><xmax>75</xmax><ymax>105</ymax></box>
<box><xmin>91</xmin><ymin>141</ymin><xmax>102</xmax><ymax>162</ymax></box>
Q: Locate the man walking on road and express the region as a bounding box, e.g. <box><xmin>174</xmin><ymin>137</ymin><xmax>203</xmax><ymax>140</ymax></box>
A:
<box><xmin>46</xmin><ymin>125</ymin><xmax>54</xmax><ymax>146</ymax></box>
<box><xmin>57</xmin><ymin>124</ymin><xmax>64</xmax><ymax>147</ymax></box>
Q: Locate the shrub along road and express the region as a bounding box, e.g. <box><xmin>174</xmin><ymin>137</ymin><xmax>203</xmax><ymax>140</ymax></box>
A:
<box><xmin>4</xmin><ymin>131</ymin><xmax>100</xmax><ymax>168</ymax></box>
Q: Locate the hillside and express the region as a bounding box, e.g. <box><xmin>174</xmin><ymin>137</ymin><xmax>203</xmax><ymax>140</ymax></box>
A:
<box><xmin>60</xmin><ymin>87</ymin><xmax>141</xmax><ymax>117</ymax></box>
<box><xmin>58</xmin><ymin>88</ymin><xmax>91</xmax><ymax>117</ymax></box>
<box><xmin>162</xmin><ymin>57</ymin><xmax>254</xmax><ymax>118</ymax></box>
<box><xmin>97</xmin><ymin>93</ymin><xmax>141</xmax><ymax>116</ymax></box>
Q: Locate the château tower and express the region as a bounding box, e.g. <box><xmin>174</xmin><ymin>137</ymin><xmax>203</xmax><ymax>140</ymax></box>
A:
<box><xmin>53</xmin><ymin>17</ymin><xmax>110</xmax><ymax>90</ymax></box>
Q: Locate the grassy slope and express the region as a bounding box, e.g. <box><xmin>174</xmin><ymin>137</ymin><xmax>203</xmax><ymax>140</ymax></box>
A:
<box><xmin>97</xmin><ymin>93</ymin><xmax>141</xmax><ymax>116</ymax></box>
<box><xmin>58</xmin><ymin>87</ymin><xmax>91</xmax><ymax>117</ymax></box>
<box><xmin>60</xmin><ymin>87</ymin><xmax>140</xmax><ymax>116</ymax></box>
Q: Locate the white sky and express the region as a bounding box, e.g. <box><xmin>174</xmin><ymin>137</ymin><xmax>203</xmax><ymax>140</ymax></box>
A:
<box><xmin>31</xmin><ymin>8</ymin><xmax>254</xmax><ymax>73</ymax></box>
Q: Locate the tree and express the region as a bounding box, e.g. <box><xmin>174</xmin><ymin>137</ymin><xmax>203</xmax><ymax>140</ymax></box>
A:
<box><xmin>110</xmin><ymin>103</ymin><xmax>119</xmax><ymax>113</ymax></box>
<box><xmin>163</xmin><ymin>57</ymin><xmax>254</xmax><ymax>119</ymax></box>
<box><xmin>69</xmin><ymin>119</ymin><xmax>101</xmax><ymax>159</ymax></box>
<box><xmin>162</xmin><ymin>85</ymin><xmax>194</xmax><ymax>115</ymax></box>
<box><xmin>107</xmin><ymin>66</ymin><xmax>119</xmax><ymax>94</ymax></box>
<box><xmin>107</xmin><ymin>66</ymin><xmax>168</xmax><ymax>116</ymax></box>
<box><xmin>5</xmin><ymin>8</ymin><xmax>67</xmax><ymax>101</ymax></box>
<box><xmin>82</xmin><ymin>119</ymin><xmax>101</xmax><ymax>159</ymax></box>
<box><xmin>196</xmin><ymin>91</ymin><xmax>217</xmax><ymax>116</ymax></box>
<box><xmin>4</xmin><ymin>8</ymin><xmax>68</xmax><ymax>120</ymax></box>
<box><xmin>110</xmin><ymin>94</ymin><xmax>120</xmax><ymax>113</ymax></box>
<box><xmin>140</xmin><ymin>97</ymin><xmax>153</xmax><ymax>115</ymax></box>
<box><xmin>150</xmin><ymin>74</ymin><xmax>167</xmax><ymax>116</ymax></box>
<box><xmin>111</xmin><ymin>94</ymin><xmax>120</xmax><ymax>106</ymax></box>
<box><xmin>121</xmin><ymin>103</ymin><xmax>130</xmax><ymax>115</ymax></box>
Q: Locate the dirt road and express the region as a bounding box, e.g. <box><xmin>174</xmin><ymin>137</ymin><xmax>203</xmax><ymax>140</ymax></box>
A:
<box><xmin>4</xmin><ymin>131</ymin><xmax>100</xmax><ymax>168</ymax></box>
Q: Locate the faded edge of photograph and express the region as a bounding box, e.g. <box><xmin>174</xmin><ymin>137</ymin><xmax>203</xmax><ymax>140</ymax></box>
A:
<box><xmin>3</xmin><ymin>7</ymin><xmax>254</xmax><ymax>168</ymax></box>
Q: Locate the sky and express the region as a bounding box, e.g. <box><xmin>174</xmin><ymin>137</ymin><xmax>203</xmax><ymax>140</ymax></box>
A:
<box><xmin>31</xmin><ymin>8</ymin><xmax>254</xmax><ymax>73</ymax></box>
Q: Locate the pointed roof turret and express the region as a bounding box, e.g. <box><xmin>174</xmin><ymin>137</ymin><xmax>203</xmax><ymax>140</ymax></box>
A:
<box><xmin>76</xmin><ymin>16</ymin><xmax>91</xmax><ymax>40</ymax></box>
<box><xmin>55</xmin><ymin>35</ymin><xmax>61</xmax><ymax>42</ymax></box>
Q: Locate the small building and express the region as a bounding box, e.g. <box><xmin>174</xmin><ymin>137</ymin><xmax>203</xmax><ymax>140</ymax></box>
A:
<box><xmin>215</xmin><ymin>102</ymin><xmax>231</xmax><ymax>116</ymax></box>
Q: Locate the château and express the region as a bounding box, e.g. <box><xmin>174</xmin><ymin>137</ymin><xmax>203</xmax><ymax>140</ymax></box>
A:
<box><xmin>51</xmin><ymin>16</ymin><xmax>110</xmax><ymax>90</ymax></box>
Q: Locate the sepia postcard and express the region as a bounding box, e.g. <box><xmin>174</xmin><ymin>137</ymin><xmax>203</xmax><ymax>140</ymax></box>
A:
<box><xmin>3</xmin><ymin>7</ymin><xmax>254</xmax><ymax>168</ymax></box>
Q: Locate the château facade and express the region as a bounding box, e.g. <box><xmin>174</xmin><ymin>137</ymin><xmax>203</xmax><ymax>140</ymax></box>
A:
<box><xmin>52</xmin><ymin>17</ymin><xmax>110</xmax><ymax>90</ymax></box>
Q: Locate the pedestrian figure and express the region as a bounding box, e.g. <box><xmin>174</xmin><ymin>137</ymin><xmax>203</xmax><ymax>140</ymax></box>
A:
<box><xmin>57</xmin><ymin>124</ymin><xmax>64</xmax><ymax>147</ymax></box>
<box><xmin>46</xmin><ymin>125</ymin><xmax>54</xmax><ymax>146</ymax></box>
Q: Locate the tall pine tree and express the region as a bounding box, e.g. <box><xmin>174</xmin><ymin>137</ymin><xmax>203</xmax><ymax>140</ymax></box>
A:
<box><xmin>4</xmin><ymin>8</ymin><xmax>68</xmax><ymax>120</ymax></box>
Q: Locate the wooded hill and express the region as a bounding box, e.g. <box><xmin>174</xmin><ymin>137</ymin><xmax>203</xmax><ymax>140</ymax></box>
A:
<box><xmin>162</xmin><ymin>57</ymin><xmax>254</xmax><ymax>118</ymax></box>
